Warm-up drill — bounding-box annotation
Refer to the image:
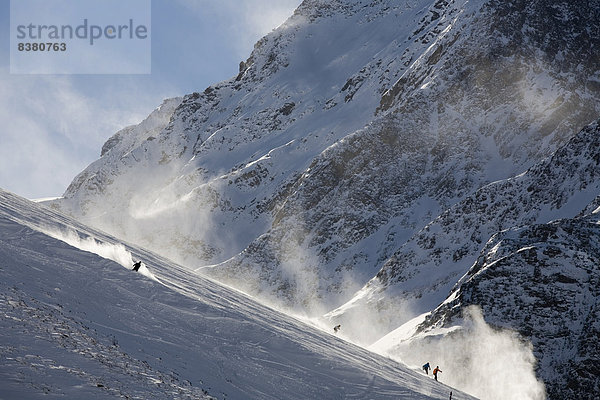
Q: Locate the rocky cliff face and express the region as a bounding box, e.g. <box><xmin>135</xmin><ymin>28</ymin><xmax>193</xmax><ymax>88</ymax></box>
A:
<box><xmin>331</xmin><ymin>119</ymin><xmax>600</xmax><ymax>338</ymax></box>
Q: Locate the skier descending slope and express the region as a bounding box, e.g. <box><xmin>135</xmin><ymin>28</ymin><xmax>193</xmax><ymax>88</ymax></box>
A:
<box><xmin>132</xmin><ymin>260</ymin><xmax>143</xmax><ymax>271</ymax></box>
<box><xmin>131</xmin><ymin>260</ymin><xmax>160</xmax><ymax>282</ymax></box>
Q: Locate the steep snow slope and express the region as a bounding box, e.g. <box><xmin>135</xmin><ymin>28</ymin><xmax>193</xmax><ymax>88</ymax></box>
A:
<box><xmin>52</xmin><ymin>0</ymin><xmax>600</xmax><ymax>318</ymax></box>
<box><xmin>0</xmin><ymin>189</ymin><xmax>474</xmax><ymax>400</ymax></box>
<box><xmin>60</xmin><ymin>97</ymin><xmax>183</xmax><ymax>217</ymax></box>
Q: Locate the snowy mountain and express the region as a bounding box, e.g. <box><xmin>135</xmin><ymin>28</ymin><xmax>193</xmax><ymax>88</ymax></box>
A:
<box><xmin>332</xmin><ymin>118</ymin><xmax>600</xmax><ymax>338</ymax></box>
<box><xmin>1</xmin><ymin>188</ymin><xmax>475</xmax><ymax>399</ymax></box>
<box><xmin>45</xmin><ymin>0</ymin><xmax>600</xmax><ymax>397</ymax></box>
<box><xmin>204</xmin><ymin>0</ymin><xmax>600</xmax><ymax>315</ymax></box>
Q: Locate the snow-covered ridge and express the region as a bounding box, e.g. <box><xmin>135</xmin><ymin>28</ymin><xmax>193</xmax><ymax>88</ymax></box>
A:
<box><xmin>202</xmin><ymin>0</ymin><xmax>600</xmax><ymax>317</ymax></box>
<box><xmin>99</xmin><ymin>97</ymin><xmax>183</xmax><ymax>159</ymax></box>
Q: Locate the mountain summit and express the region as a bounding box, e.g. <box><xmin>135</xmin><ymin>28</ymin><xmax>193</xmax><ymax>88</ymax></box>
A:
<box><xmin>49</xmin><ymin>0</ymin><xmax>600</xmax><ymax>397</ymax></box>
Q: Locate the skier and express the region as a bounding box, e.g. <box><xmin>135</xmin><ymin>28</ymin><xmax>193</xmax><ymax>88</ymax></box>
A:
<box><xmin>433</xmin><ymin>366</ymin><xmax>442</xmax><ymax>381</ymax></box>
<box><xmin>132</xmin><ymin>261</ymin><xmax>142</xmax><ymax>272</ymax></box>
<box><xmin>422</xmin><ymin>362</ymin><xmax>430</xmax><ymax>375</ymax></box>
<box><xmin>333</xmin><ymin>324</ymin><xmax>341</xmax><ymax>333</ymax></box>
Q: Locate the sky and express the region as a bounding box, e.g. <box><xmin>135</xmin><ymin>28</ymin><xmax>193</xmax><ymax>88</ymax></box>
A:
<box><xmin>0</xmin><ymin>0</ymin><xmax>301</xmax><ymax>199</ymax></box>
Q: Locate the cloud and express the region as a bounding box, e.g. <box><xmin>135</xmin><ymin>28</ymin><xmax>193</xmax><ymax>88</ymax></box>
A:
<box><xmin>0</xmin><ymin>72</ymin><xmax>170</xmax><ymax>199</ymax></box>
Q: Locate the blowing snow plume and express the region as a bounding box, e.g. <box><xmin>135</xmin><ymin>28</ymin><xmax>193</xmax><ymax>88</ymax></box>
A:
<box><xmin>36</xmin><ymin>226</ymin><xmax>158</xmax><ymax>281</ymax></box>
<box><xmin>371</xmin><ymin>306</ymin><xmax>546</xmax><ymax>400</ymax></box>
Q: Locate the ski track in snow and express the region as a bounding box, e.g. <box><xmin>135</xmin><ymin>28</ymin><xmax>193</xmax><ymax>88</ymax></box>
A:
<box><xmin>0</xmin><ymin>190</ymin><xmax>475</xmax><ymax>399</ymax></box>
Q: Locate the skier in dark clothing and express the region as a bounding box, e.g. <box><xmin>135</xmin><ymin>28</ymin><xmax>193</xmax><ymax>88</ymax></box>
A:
<box><xmin>433</xmin><ymin>366</ymin><xmax>442</xmax><ymax>381</ymax></box>
<box><xmin>422</xmin><ymin>362</ymin><xmax>430</xmax><ymax>375</ymax></box>
<box><xmin>333</xmin><ymin>324</ymin><xmax>341</xmax><ymax>333</ymax></box>
<box><xmin>132</xmin><ymin>261</ymin><xmax>142</xmax><ymax>271</ymax></box>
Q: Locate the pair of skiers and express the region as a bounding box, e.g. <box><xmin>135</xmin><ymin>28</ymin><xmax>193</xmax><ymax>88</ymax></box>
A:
<box><xmin>422</xmin><ymin>362</ymin><xmax>442</xmax><ymax>381</ymax></box>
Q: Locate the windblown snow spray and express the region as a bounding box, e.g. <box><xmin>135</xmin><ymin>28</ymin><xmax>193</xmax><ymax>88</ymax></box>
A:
<box><xmin>371</xmin><ymin>306</ymin><xmax>546</xmax><ymax>400</ymax></box>
<box><xmin>37</xmin><ymin>226</ymin><xmax>133</xmax><ymax>269</ymax></box>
